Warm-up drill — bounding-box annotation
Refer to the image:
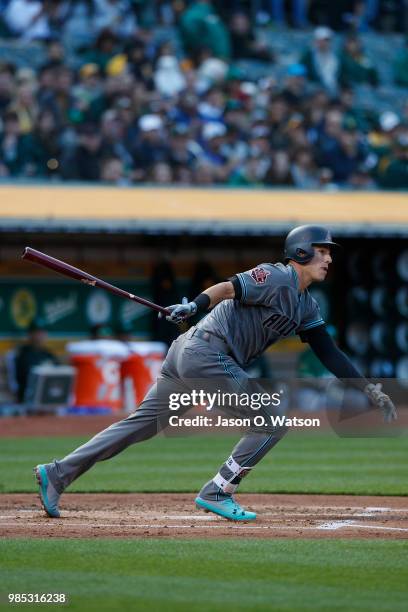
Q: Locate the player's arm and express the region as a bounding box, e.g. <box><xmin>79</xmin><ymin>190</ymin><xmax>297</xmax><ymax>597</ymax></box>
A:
<box><xmin>300</xmin><ymin>325</ymin><xmax>397</xmax><ymax>422</ymax></box>
<box><xmin>165</xmin><ymin>281</ymin><xmax>235</xmax><ymax>323</ymax></box>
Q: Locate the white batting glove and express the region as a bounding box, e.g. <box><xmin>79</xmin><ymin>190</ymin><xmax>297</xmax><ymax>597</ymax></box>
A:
<box><xmin>165</xmin><ymin>297</ymin><xmax>197</xmax><ymax>324</ymax></box>
<box><xmin>364</xmin><ymin>383</ymin><xmax>397</xmax><ymax>423</ymax></box>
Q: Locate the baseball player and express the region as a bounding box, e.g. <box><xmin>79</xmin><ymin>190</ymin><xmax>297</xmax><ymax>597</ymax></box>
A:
<box><xmin>34</xmin><ymin>225</ymin><xmax>397</xmax><ymax>521</ymax></box>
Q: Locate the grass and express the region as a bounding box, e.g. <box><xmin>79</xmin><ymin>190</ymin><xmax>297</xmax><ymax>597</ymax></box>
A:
<box><xmin>1</xmin><ymin>539</ymin><xmax>407</xmax><ymax>611</ymax></box>
<box><xmin>0</xmin><ymin>431</ymin><xmax>407</xmax><ymax>496</ymax></box>
<box><xmin>1</xmin><ymin>432</ymin><xmax>407</xmax><ymax>612</ymax></box>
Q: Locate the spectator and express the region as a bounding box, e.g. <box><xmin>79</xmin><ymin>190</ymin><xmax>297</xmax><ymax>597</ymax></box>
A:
<box><xmin>168</xmin><ymin>124</ymin><xmax>199</xmax><ymax>170</ymax></box>
<box><xmin>71</xmin><ymin>64</ymin><xmax>104</xmax><ymax>123</ymax></box>
<box><xmin>197</xmin><ymin>87</ymin><xmax>225</xmax><ymax>122</ymax></box>
<box><xmin>264</xmin><ymin>149</ymin><xmax>294</xmax><ymax>185</ymax></box>
<box><xmin>100</xmin><ymin>108</ymin><xmax>133</xmax><ymax>169</ymax></box>
<box><xmin>338</xmin><ymin>86</ymin><xmax>374</xmax><ymax>132</ymax></box>
<box><xmin>284</xmin><ymin>113</ymin><xmax>310</xmax><ymax>149</ymax></box>
<box><xmin>100</xmin><ymin>156</ymin><xmax>129</xmax><ymax>184</ymax></box>
<box><xmin>9</xmin><ymin>73</ymin><xmax>39</xmax><ymax>134</ymax></box>
<box><xmin>0</xmin><ymin>110</ymin><xmax>28</xmax><ymax>176</ymax></box>
<box><xmin>168</xmin><ymin>91</ymin><xmax>200</xmax><ymax>127</ymax></box>
<box><xmin>125</xmin><ymin>38</ymin><xmax>154</xmax><ymax>88</ymax></box>
<box><xmin>199</xmin><ymin>121</ymin><xmax>236</xmax><ymax>181</ymax></box>
<box><xmin>268</xmin><ymin>94</ymin><xmax>290</xmax><ymax>131</ymax></box>
<box><xmin>304</xmin><ymin>89</ymin><xmax>330</xmax><ymax>135</ymax></box>
<box><xmin>36</xmin><ymin>63</ymin><xmax>58</xmax><ymax>109</ymax></box>
<box><xmin>131</xmin><ymin>114</ymin><xmax>170</xmax><ymax>181</ymax></box>
<box><xmin>377</xmin><ymin>137</ymin><xmax>408</xmax><ymax>189</ymax></box>
<box><xmin>197</xmin><ymin>56</ymin><xmax>229</xmax><ymax>91</ymax></box>
<box><xmin>154</xmin><ymin>54</ymin><xmax>186</xmax><ymax>98</ymax></box>
<box><xmin>229</xmin><ymin>12</ymin><xmax>273</xmax><ymax>62</ymax></box>
<box><xmin>281</xmin><ymin>64</ymin><xmax>308</xmax><ymax>108</ymax></box>
<box><xmin>60</xmin><ymin>122</ymin><xmax>105</xmax><ymax>181</ymax></box>
<box><xmin>48</xmin><ymin>65</ymin><xmax>75</xmax><ymax>127</ymax></box>
<box><xmin>193</xmin><ymin>159</ymin><xmax>216</xmax><ymax>184</ymax></box>
<box><xmin>338</xmin><ymin>35</ymin><xmax>379</xmax><ymax>88</ymax></box>
<box><xmin>0</xmin><ymin>62</ymin><xmax>16</xmax><ymax>113</ymax></box>
<box><xmin>368</xmin><ymin>110</ymin><xmax>401</xmax><ymax>161</ymax></box>
<box><xmin>301</xmin><ymin>27</ymin><xmax>339</xmax><ymax>95</ymax></box>
<box><xmin>179</xmin><ymin>0</ymin><xmax>231</xmax><ymax>61</ymax></box>
<box><xmin>14</xmin><ymin>319</ymin><xmax>59</xmax><ymax>403</ymax></box>
<box><xmin>228</xmin><ymin>156</ymin><xmax>266</xmax><ymax>186</ymax></box>
<box><xmin>323</xmin><ymin>129</ymin><xmax>368</xmax><ymax>184</ymax></box>
<box><xmin>315</xmin><ymin>108</ymin><xmax>344</xmax><ymax>162</ymax></box>
<box><xmin>23</xmin><ymin>108</ymin><xmax>62</xmax><ymax>177</ymax></box>
<box><xmin>80</xmin><ymin>28</ymin><xmax>120</xmax><ymax>72</ymax></box>
<box><xmin>291</xmin><ymin>147</ymin><xmax>319</xmax><ymax>188</ymax></box>
<box><xmin>148</xmin><ymin>161</ymin><xmax>173</xmax><ymax>184</ymax></box>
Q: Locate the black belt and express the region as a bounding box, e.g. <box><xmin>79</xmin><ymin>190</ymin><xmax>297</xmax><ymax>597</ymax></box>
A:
<box><xmin>192</xmin><ymin>328</ymin><xmax>231</xmax><ymax>355</ymax></box>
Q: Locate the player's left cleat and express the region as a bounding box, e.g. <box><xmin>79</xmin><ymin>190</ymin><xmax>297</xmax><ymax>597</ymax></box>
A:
<box><xmin>33</xmin><ymin>464</ymin><xmax>61</xmax><ymax>518</ymax></box>
<box><xmin>195</xmin><ymin>496</ymin><xmax>257</xmax><ymax>521</ymax></box>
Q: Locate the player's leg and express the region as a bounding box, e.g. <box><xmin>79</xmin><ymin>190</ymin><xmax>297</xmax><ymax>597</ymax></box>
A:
<box><xmin>34</xmin><ymin>376</ymin><xmax>189</xmax><ymax>517</ymax></box>
<box><xmin>34</xmin><ymin>338</ymin><xmax>187</xmax><ymax>517</ymax></box>
<box><xmin>197</xmin><ymin>429</ymin><xmax>287</xmax><ymax>506</ymax></box>
<box><xmin>195</xmin><ymin>353</ymin><xmax>288</xmax><ymax>520</ymax></box>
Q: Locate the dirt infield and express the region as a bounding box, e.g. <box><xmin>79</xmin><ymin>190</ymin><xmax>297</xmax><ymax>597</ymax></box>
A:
<box><xmin>1</xmin><ymin>493</ymin><xmax>407</xmax><ymax>540</ymax></box>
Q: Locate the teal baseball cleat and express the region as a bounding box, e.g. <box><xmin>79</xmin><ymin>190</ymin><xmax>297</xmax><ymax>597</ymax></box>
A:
<box><xmin>195</xmin><ymin>496</ymin><xmax>257</xmax><ymax>521</ymax></box>
<box><xmin>33</xmin><ymin>464</ymin><xmax>61</xmax><ymax>518</ymax></box>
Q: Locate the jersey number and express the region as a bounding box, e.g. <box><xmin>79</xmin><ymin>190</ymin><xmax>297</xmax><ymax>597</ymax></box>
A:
<box><xmin>263</xmin><ymin>313</ymin><xmax>297</xmax><ymax>336</ymax></box>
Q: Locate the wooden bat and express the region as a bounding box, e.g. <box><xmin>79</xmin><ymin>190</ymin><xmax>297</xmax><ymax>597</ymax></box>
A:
<box><xmin>22</xmin><ymin>247</ymin><xmax>170</xmax><ymax>316</ymax></box>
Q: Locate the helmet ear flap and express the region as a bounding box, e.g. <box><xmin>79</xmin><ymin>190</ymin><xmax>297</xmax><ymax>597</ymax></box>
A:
<box><xmin>295</xmin><ymin>248</ymin><xmax>308</xmax><ymax>259</ymax></box>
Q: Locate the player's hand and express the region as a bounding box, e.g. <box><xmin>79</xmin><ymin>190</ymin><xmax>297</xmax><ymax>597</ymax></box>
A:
<box><xmin>364</xmin><ymin>383</ymin><xmax>397</xmax><ymax>423</ymax></box>
<box><xmin>162</xmin><ymin>297</ymin><xmax>197</xmax><ymax>324</ymax></box>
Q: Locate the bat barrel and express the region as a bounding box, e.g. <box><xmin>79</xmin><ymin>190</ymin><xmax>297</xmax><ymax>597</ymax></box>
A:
<box><xmin>22</xmin><ymin>247</ymin><xmax>170</xmax><ymax>316</ymax></box>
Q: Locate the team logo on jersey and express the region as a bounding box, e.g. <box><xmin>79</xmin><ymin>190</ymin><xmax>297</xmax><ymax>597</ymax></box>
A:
<box><xmin>250</xmin><ymin>267</ymin><xmax>270</xmax><ymax>284</ymax></box>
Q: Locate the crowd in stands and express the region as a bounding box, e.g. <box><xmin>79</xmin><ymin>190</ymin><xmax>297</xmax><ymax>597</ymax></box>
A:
<box><xmin>0</xmin><ymin>0</ymin><xmax>406</xmax><ymax>189</ymax></box>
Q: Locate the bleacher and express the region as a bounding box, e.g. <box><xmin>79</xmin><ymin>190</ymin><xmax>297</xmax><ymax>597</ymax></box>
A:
<box><xmin>0</xmin><ymin>26</ymin><xmax>405</xmax><ymax>114</ymax></box>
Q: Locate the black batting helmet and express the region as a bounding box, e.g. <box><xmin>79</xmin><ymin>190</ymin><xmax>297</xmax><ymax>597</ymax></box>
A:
<box><xmin>284</xmin><ymin>225</ymin><xmax>340</xmax><ymax>264</ymax></box>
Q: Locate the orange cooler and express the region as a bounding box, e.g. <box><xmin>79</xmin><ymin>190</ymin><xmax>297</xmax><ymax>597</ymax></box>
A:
<box><xmin>67</xmin><ymin>340</ymin><xmax>129</xmax><ymax>411</ymax></box>
<box><xmin>121</xmin><ymin>342</ymin><xmax>167</xmax><ymax>412</ymax></box>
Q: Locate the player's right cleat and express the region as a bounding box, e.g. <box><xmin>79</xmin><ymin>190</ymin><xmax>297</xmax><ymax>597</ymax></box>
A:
<box><xmin>33</xmin><ymin>464</ymin><xmax>61</xmax><ymax>518</ymax></box>
<box><xmin>195</xmin><ymin>496</ymin><xmax>257</xmax><ymax>521</ymax></box>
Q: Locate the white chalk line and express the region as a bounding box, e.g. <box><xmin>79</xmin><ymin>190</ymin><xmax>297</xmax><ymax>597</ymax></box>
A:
<box><xmin>7</xmin><ymin>505</ymin><xmax>408</xmax><ymax>516</ymax></box>
<box><xmin>319</xmin><ymin>520</ymin><xmax>358</xmax><ymax>530</ymax></box>
<box><xmin>1</xmin><ymin>513</ymin><xmax>406</xmax><ymax>524</ymax></box>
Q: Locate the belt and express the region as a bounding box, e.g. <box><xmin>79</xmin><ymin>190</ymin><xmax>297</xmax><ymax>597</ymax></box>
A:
<box><xmin>191</xmin><ymin>327</ymin><xmax>231</xmax><ymax>355</ymax></box>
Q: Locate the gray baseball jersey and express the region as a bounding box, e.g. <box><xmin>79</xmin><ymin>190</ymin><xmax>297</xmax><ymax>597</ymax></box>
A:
<box><xmin>197</xmin><ymin>262</ymin><xmax>324</xmax><ymax>367</ymax></box>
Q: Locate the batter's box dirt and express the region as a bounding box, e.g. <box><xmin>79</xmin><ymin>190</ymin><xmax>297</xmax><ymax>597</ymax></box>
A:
<box><xmin>1</xmin><ymin>494</ymin><xmax>407</xmax><ymax>539</ymax></box>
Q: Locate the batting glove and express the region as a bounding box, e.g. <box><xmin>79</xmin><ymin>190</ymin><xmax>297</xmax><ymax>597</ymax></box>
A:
<box><xmin>164</xmin><ymin>297</ymin><xmax>197</xmax><ymax>324</ymax></box>
<box><xmin>364</xmin><ymin>383</ymin><xmax>397</xmax><ymax>423</ymax></box>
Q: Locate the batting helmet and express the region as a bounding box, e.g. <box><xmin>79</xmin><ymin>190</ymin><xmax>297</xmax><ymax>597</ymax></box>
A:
<box><xmin>284</xmin><ymin>225</ymin><xmax>340</xmax><ymax>264</ymax></box>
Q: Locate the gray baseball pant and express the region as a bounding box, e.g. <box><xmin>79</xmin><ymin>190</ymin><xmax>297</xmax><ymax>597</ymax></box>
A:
<box><xmin>50</xmin><ymin>327</ymin><xmax>286</xmax><ymax>496</ymax></box>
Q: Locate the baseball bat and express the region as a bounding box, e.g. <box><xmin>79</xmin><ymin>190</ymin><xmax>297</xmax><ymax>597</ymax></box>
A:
<box><xmin>22</xmin><ymin>247</ymin><xmax>170</xmax><ymax>316</ymax></box>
